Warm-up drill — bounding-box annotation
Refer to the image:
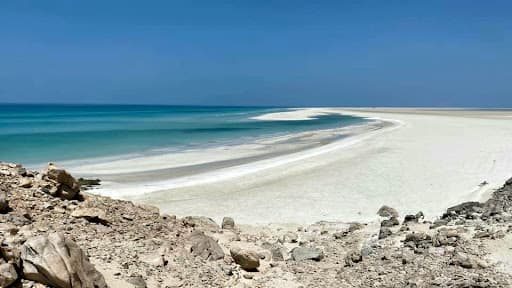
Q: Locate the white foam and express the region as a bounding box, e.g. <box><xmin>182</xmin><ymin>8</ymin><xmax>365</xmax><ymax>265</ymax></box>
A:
<box><xmin>93</xmin><ymin>118</ymin><xmax>400</xmax><ymax>198</ymax></box>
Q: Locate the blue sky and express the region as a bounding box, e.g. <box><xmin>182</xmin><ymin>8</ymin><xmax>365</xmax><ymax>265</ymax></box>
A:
<box><xmin>1</xmin><ymin>1</ymin><xmax>511</xmax><ymax>107</ymax></box>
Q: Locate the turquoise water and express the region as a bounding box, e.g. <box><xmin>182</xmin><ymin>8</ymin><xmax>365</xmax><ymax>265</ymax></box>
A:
<box><xmin>0</xmin><ymin>104</ymin><xmax>366</xmax><ymax>165</ymax></box>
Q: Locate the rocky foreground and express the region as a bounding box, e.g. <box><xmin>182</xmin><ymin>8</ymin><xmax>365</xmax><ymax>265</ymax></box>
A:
<box><xmin>1</xmin><ymin>162</ymin><xmax>512</xmax><ymax>287</ymax></box>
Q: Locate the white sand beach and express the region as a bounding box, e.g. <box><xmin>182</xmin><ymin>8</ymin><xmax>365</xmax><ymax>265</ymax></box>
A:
<box><xmin>77</xmin><ymin>108</ymin><xmax>512</xmax><ymax>225</ymax></box>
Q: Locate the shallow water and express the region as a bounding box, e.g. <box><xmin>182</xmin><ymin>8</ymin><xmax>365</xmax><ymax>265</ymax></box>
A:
<box><xmin>0</xmin><ymin>104</ymin><xmax>367</xmax><ymax>166</ymax></box>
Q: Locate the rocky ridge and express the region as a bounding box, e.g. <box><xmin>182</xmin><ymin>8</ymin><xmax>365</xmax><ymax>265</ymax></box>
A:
<box><xmin>0</xmin><ymin>162</ymin><xmax>512</xmax><ymax>287</ymax></box>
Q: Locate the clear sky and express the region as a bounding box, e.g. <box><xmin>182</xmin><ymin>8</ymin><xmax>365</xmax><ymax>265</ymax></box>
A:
<box><xmin>1</xmin><ymin>1</ymin><xmax>511</xmax><ymax>107</ymax></box>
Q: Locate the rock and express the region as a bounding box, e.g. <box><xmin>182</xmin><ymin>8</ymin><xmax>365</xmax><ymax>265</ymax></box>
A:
<box><xmin>230</xmin><ymin>247</ymin><xmax>260</xmax><ymax>271</ymax></box>
<box><xmin>270</xmin><ymin>247</ymin><xmax>284</xmax><ymax>261</ymax></box>
<box><xmin>221</xmin><ymin>217</ymin><xmax>235</xmax><ymax>230</ymax></box>
<box><xmin>19</xmin><ymin>178</ymin><xmax>33</xmax><ymax>188</ymax></box>
<box><xmin>188</xmin><ymin>230</ymin><xmax>224</xmax><ymax>261</ymax></box>
<box><xmin>403</xmin><ymin>214</ymin><xmax>418</xmax><ymax>224</ymax></box>
<box><xmin>127</xmin><ymin>276</ymin><xmax>147</xmax><ymax>288</ymax></box>
<box><xmin>290</xmin><ymin>247</ymin><xmax>324</xmax><ymax>261</ymax></box>
<box><xmin>430</xmin><ymin>219</ymin><xmax>448</xmax><ymax>229</ymax></box>
<box><xmin>0</xmin><ymin>188</ymin><xmax>8</xmax><ymax>214</ymax></box>
<box><xmin>348</xmin><ymin>222</ymin><xmax>365</xmax><ymax>232</ymax></box>
<box><xmin>21</xmin><ymin>232</ymin><xmax>107</xmax><ymax>288</ymax></box>
<box><xmin>381</xmin><ymin>217</ymin><xmax>399</xmax><ymax>227</ymax></box>
<box><xmin>450</xmin><ymin>252</ymin><xmax>487</xmax><ymax>269</ymax></box>
<box><xmin>77</xmin><ymin>178</ymin><xmax>101</xmax><ymax>188</ymax></box>
<box><xmin>279</xmin><ymin>231</ymin><xmax>298</xmax><ymax>243</ymax></box>
<box><xmin>378</xmin><ymin>227</ymin><xmax>392</xmax><ymax>240</ymax></box>
<box><xmin>0</xmin><ymin>263</ymin><xmax>18</xmax><ymax>288</ymax></box>
<box><xmin>183</xmin><ymin>216</ymin><xmax>220</xmax><ymax>232</ymax></box>
<box><xmin>377</xmin><ymin>205</ymin><xmax>399</xmax><ymax>218</ymax></box>
<box><xmin>71</xmin><ymin>207</ymin><xmax>109</xmax><ymax>225</ymax></box>
<box><xmin>141</xmin><ymin>249</ymin><xmax>167</xmax><ymax>267</ymax></box>
<box><xmin>44</xmin><ymin>164</ymin><xmax>81</xmax><ymax>200</ymax></box>
<box><xmin>443</xmin><ymin>202</ymin><xmax>483</xmax><ymax>219</ymax></box>
<box><xmin>344</xmin><ymin>250</ymin><xmax>363</xmax><ymax>266</ymax></box>
<box><xmin>404</xmin><ymin>232</ymin><xmax>432</xmax><ymax>248</ymax></box>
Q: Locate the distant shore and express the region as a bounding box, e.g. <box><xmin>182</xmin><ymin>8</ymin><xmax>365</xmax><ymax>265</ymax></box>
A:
<box><xmin>72</xmin><ymin>108</ymin><xmax>512</xmax><ymax>225</ymax></box>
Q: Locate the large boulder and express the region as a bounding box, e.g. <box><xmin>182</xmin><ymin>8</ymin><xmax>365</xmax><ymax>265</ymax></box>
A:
<box><xmin>187</xmin><ymin>230</ymin><xmax>224</xmax><ymax>261</ymax></box>
<box><xmin>44</xmin><ymin>164</ymin><xmax>81</xmax><ymax>200</ymax></box>
<box><xmin>230</xmin><ymin>247</ymin><xmax>260</xmax><ymax>271</ymax></box>
<box><xmin>0</xmin><ymin>263</ymin><xmax>18</xmax><ymax>287</ymax></box>
<box><xmin>20</xmin><ymin>232</ymin><xmax>107</xmax><ymax>288</ymax></box>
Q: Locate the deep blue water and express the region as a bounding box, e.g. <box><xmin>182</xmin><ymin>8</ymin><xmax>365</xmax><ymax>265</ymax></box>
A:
<box><xmin>0</xmin><ymin>104</ymin><xmax>366</xmax><ymax>165</ymax></box>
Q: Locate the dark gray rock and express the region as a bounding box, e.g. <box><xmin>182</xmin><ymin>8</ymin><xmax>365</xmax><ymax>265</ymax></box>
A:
<box><xmin>379</xmin><ymin>227</ymin><xmax>393</xmax><ymax>239</ymax></box>
<box><xmin>221</xmin><ymin>217</ymin><xmax>235</xmax><ymax>230</ymax></box>
<box><xmin>0</xmin><ymin>188</ymin><xmax>8</xmax><ymax>214</ymax></box>
<box><xmin>381</xmin><ymin>217</ymin><xmax>399</xmax><ymax>227</ymax></box>
<box><xmin>377</xmin><ymin>205</ymin><xmax>399</xmax><ymax>218</ymax></box>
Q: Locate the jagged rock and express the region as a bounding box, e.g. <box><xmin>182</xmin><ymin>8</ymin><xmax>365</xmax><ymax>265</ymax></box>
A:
<box><xmin>188</xmin><ymin>230</ymin><xmax>224</xmax><ymax>261</ymax></box>
<box><xmin>183</xmin><ymin>216</ymin><xmax>220</xmax><ymax>232</ymax></box>
<box><xmin>377</xmin><ymin>205</ymin><xmax>399</xmax><ymax>218</ymax></box>
<box><xmin>44</xmin><ymin>164</ymin><xmax>81</xmax><ymax>200</ymax></box>
<box><xmin>0</xmin><ymin>263</ymin><xmax>18</xmax><ymax>287</ymax></box>
<box><xmin>19</xmin><ymin>178</ymin><xmax>33</xmax><ymax>188</ymax></box>
<box><xmin>443</xmin><ymin>202</ymin><xmax>483</xmax><ymax>219</ymax></box>
<box><xmin>21</xmin><ymin>232</ymin><xmax>107</xmax><ymax>288</ymax></box>
<box><xmin>381</xmin><ymin>217</ymin><xmax>399</xmax><ymax>227</ymax></box>
<box><xmin>0</xmin><ymin>188</ymin><xmax>8</xmax><ymax>214</ymax></box>
<box><xmin>230</xmin><ymin>247</ymin><xmax>260</xmax><ymax>271</ymax></box>
<box><xmin>291</xmin><ymin>247</ymin><xmax>324</xmax><ymax>261</ymax></box>
<box><xmin>221</xmin><ymin>217</ymin><xmax>235</xmax><ymax>230</ymax></box>
<box><xmin>378</xmin><ymin>227</ymin><xmax>392</xmax><ymax>239</ymax></box>
<box><xmin>71</xmin><ymin>207</ymin><xmax>109</xmax><ymax>225</ymax></box>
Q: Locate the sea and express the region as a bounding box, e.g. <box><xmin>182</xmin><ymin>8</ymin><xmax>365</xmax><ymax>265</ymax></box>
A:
<box><xmin>0</xmin><ymin>104</ymin><xmax>367</xmax><ymax>166</ymax></box>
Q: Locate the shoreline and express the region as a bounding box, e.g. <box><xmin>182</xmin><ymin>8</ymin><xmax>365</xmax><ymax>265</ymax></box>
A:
<box><xmin>26</xmin><ymin>107</ymin><xmax>512</xmax><ymax>226</ymax></box>
<box><xmin>125</xmin><ymin>108</ymin><xmax>512</xmax><ymax>225</ymax></box>
<box><xmin>74</xmin><ymin>114</ymin><xmax>394</xmax><ymax>196</ymax></box>
<box><xmin>2</xmin><ymin>161</ymin><xmax>512</xmax><ymax>287</ymax></box>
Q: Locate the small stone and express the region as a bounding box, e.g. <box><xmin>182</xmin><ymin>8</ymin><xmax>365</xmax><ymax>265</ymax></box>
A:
<box><xmin>221</xmin><ymin>217</ymin><xmax>235</xmax><ymax>230</ymax></box>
